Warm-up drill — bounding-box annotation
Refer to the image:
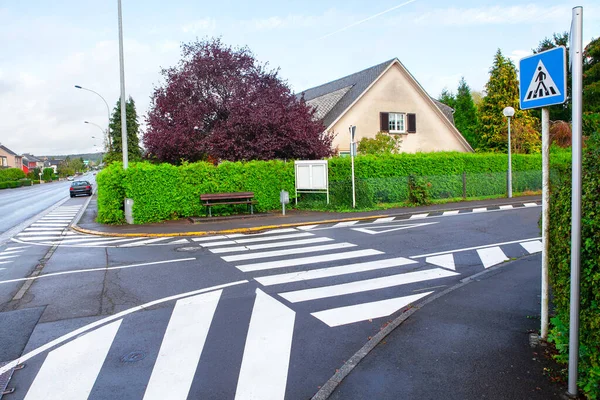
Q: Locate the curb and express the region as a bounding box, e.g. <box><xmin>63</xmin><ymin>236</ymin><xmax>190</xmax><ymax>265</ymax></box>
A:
<box><xmin>310</xmin><ymin>253</ymin><xmax>539</xmax><ymax>400</ymax></box>
<box><xmin>71</xmin><ymin>197</ymin><xmax>540</xmax><ymax>238</ymax></box>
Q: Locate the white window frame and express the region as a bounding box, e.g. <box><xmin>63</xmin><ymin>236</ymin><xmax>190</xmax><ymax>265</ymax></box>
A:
<box><xmin>0</xmin><ymin>157</ymin><xmax>7</xmax><ymax>167</ymax></box>
<box><xmin>388</xmin><ymin>112</ymin><xmax>406</xmax><ymax>134</ymax></box>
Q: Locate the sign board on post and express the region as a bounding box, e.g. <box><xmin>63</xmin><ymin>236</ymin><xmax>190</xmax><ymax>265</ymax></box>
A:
<box><xmin>519</xmin><ymin>46</ymin><xmax>567</xmax><ymax>110</ymax></box>
<box><xmin>294</xmin><ymin>160</ymin><xmax>329</xmax><ymax>205</ymax></box>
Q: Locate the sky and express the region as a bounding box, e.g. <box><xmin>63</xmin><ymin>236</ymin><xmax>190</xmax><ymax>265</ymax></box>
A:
<box><xmin>0</xmin><ymin>0</ymin><xmax>598</xmax><ymax>156</ymax></box>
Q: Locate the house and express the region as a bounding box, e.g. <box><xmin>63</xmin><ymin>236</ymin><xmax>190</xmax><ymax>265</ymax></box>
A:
<box><xmin>297</xmin><ymin>58</ymin><xmax>473</xmax><ymax>154</ymax></box>
<box><xmin>0</xmin><ymin>144</ymin><xmax>23</xmax><ymax>169</ymax></box>
<box><xmin>21</xmin><ymin>154</ymin><xmax>43</xmax><ymax>174</ymax></box>
<box><xmin>44</xmin><ymin>159</ymin><xmax>64</xmax><ymax>173</ymax></box>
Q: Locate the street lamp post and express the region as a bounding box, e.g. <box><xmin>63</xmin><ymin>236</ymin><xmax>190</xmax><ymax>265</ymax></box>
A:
<box><xmin>75</xmin><ymin>85</ymin><xmax>112</xmax><ymax>150</ymax></box>
<box><xmin>118</xmin><ymin>0</ymin><xmax>129</xmax><ymax>170</ymax></box>
<box><xmin>503</xmin><ymin>107</ymin><xmax>515</xmax><ymax>198</ymax></box>
<box><xmin>85</xmin><ymin>121</ymin><xmax>108</xmax><ymax>151</ymax></box>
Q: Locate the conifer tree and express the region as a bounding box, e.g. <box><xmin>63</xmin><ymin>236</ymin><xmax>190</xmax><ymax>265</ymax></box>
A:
<box><xmin>105</xmin><ymin>97</ymin><xmax>142</xmax><ymax>164</ymax></box>
<box><xmin>454</xmin><ymin>77</ymin><xmax>479</xmax><ymax>149</ymax></box>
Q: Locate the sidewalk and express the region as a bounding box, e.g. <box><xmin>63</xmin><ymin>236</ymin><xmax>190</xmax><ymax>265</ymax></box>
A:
<box><xmin>325</xmin><ymin>254</ymin><xmax>567</xmax><ymax>400</ymax></box>
<box><xmin>74</xmin><ymin>195</ymin><xmax>542</xmax><ymax>236</ymax></box>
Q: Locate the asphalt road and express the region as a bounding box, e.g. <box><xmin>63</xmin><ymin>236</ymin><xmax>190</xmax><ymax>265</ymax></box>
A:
<box><xmin>0</xmin><ymin>200</ymin><xmax>542</xmax><ymax>399</ymax></box>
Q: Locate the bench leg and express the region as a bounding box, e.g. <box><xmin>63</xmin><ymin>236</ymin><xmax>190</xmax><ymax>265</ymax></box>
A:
<box><xmin>250</xmin><ymin>204</ymin><xmax>253</xmax><ymax>215</ymax></box>
<box><xmin>208</xmin><ymin>206</ymin><xmax>211</xmax><ymax>217</ymax></box>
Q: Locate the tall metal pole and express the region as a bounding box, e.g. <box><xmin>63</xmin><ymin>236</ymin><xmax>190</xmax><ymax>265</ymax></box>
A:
<box><xmin>75</xmin><ymin>85</ymin><xmax>111</xmax><ymax>151</ymax></box>
<box><xmin>541</xmin><ymin>107</ymin><xmax>550</xmax><ymax>339</ymax></box>
<box><xmin>567</xmin><ymin>6</ymin><xmax>583</xmax><ymax>397</ymax></box>
<box><xmin>507</xmin><ymin>116</ymin><xmax>512</xmax><ymax>198</ymax></box>
<box><xmin>349</xmin><ymin>126</ymin><xmax>356</xmax><ymax>209</ymax></box>
<box><xmin>118</xmin><ymin>0</ymin><xmax>129</xmax><ymax>170</ymax></box>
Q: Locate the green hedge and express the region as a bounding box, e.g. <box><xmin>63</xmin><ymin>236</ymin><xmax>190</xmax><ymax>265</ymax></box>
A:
<box><xmin>0</xmin><ymin>179</ymin><xmax>31</xmax><ymax>189</ymax></box>
<box><xmin>0</xmin><ymin>168</ymin><xmax>25</xmax><ymax>182</ymax></box>
<box><xmin>97</xmin><ymin>152</ymin><xmax>571</xmax><ymax>224</ymax></box>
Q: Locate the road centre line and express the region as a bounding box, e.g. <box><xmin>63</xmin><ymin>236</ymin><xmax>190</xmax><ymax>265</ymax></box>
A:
<box><xmin>0</xmin><ymin>280</ymin><xmax>249</xmax><ymax>376</ymax></box>
<box><xmin>255</xmin><ymin>257</ymin><xmax>418</xmax><ymax>286</ymax></box>
<box><xmin>221</xmin><ymin>242</ymin><xmax>356</xmax><ymax>262</ymax></box>
<box><xmin>210</xmin><ymin>237</ymin><xmax>334</xmax><ymax>254</ymax></box>
<box><xmin>279</xmin><ymin>268</ymin><xmax>458</xmax><ymax>303</ymax></box>
<box><xmin>0</xmin><ymin>258</ymin><xmax>197</xmax><ymax>285</ymax></box>
<box><xmin>410</xmin><ymin>237</ymin><xmax>542</xmax><ymax>259</ymax></box>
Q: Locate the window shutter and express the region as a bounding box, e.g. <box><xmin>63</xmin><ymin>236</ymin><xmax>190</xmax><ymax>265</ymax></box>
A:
<box><xmin>407</xmin><ymin>113</ymin><xmax>416</xmax><ymax>133</ymax></box>
<box><xmin>380</xmin><ymin>112</ymin><xmax>389</xmax><ymax>132</ymax></box>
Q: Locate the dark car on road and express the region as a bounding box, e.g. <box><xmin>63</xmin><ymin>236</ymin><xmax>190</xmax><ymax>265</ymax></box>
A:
<box><xmin>69</xmin><ymin>180</ymin><xmax>92</xmax><ymax>197</ymax></box>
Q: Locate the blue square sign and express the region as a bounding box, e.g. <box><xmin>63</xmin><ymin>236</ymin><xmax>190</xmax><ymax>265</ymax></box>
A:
<box><xmin>519</xmin><ymin>46</ymin><xmax>567</xmax><ymax>110</ymax></box>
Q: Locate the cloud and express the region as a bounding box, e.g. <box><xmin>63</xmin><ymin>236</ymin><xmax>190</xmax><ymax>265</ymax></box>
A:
<box><xmin>507</xmin><ymin>49</ymin><xmax>532</xmax><ymax>64</ymax></box>
<box><xmin>181</xmin><ymin>18</ymin><xmax>217</xmax><ymax>34</ymax></box>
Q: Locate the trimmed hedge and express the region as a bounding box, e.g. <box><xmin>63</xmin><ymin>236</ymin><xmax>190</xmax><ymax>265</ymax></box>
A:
<box><xmin>0</xmin><ymin>179</ymin><xmax>31</xmax><ymax>189</ymax></box>
<box><xmin>97</xmin><ymin>152</ymin><xmax>571</xmax><ymax>224</ymax></box>
<box><xmin>0</xmin><ymin>168</ymin><xmax>25</xmax><ymax>182</ymax></box>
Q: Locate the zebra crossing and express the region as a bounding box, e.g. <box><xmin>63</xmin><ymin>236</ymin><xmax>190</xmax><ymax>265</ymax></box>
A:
<box><xmin>195</xmin><ymin>227</ymin><xmax>543</xmax><ymax>327</ymax></box>
<box><xmin>0</xmin><ymin>246</ymin><xmax>29</xmax><ymax>270</ymax></box>
<box><xmin>11</xmin><ymin>205</ymin><xmax>191</xmax><ymax>248</ymax></box>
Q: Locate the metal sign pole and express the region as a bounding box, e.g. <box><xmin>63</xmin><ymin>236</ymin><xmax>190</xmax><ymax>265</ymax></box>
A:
<box><xmin>508</xmin><ymin>116</ymin><xmax>512</xmax><ymax>198</ymax></box>
<box><xmin>349</xmin><ymin>126</ymin><xmax>356</xmax><ymax>209</ymax></box>
<box><xmin>568</xmin><ymin>6</ymin><xmax>583</xmax><ymax>397</ymax></box>
<box><xmin>541</xmin><ymin>107</ymin><xmax>550</xmax><ymax>339</ymax></box>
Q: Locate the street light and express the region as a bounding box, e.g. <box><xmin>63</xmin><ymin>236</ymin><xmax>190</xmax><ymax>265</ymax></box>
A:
<box><xmin>118</xmin><ymin>0</ymin><xmax>129</xmax><ymax>170</ymax></box>
<box><xmin>75</xmin><ymin>85</ymin><xmax>111</xmax><ymax>150</ymax></box>
<box><xmin>85</xmin><ymin>121</ymin><xmax>107</xmax><ymax>150</ymax></box>
<box><xmin>503</xmin><ymin>107</ymin><xmax>515</xmax><ymax>198</ymax></box>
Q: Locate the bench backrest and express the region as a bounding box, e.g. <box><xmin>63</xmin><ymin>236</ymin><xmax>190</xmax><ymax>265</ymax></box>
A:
<box><xmin>200</xmin><ymin>192</ymin><xmax>254</xmax><ymax>201</ymax></box>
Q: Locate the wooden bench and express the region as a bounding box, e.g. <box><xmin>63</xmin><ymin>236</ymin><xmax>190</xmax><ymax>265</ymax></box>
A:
<box><xmin>200</xmin><ymin>192</ymin><xmax>257</xmax><ymax>217</ymax></box>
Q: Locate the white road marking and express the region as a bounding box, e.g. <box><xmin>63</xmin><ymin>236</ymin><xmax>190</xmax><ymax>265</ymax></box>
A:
<box><xmin>0</xmin><ymin>254</ymin><xmax>19</xmax><ymax>260</ymax></box>
<box><xmin>352</xmin><ymin>222</ymin><xmax>438</xmax><ymax>235</ymax></box>
<box><xmin>24</xmin><ymin>227</ymin><xmax>68</xmax><ymax>231</ymax></box>
<box><xmin>4</xmin><ymin>246</ymin><xmax>29</xmax><ymax>251</ymax></box>
<box><xmin>235</xmin><ymin>289</ymin><xmax>295</xmax><ymax>400</ymax></box>
<box><xmin>210</xmin><ymin>237</ymin><xmax>334</xmax><ymax>254</ymax></box>
<box><xmin>499</xmin><ymin>205</ymin><xmax>514</xmax><ymax>210</ymax></box>
<box><xmin>442</xmin><ymin>210</ymin><xmax>460</xmax><ymax>216</ymax></box>
<box><xmin>297</xmin><ymin>225</ymin><xmax>319</xmax><ymax>230</ymax></box>
<box><xmin>17</xmin><ymin>236</ymin><xmax>71</xmax><ymax>242</ymax></box>
<box><xmin>165</xmin><ymin>239</ymin><xmax>189</xmax><ymax>245</ymax></box>
<box><xmin>17</xmin><ymin>232</ymin><xmax>76</xmax><ymax>236</ymax></box>
<box><xmin>76</xmin><ymin>237</ymin><xmax>148</xmax><ymax>246</ymax></box>
<box><xmin>425</xmin><ymin>254</ymin><xmax>456</xmax><ymax>270</ymax></box>
<box><xmin>279</xmin><ymin>268</ymin><xmax>459</xmax><ymax>303</ymax></box>
<box><xmin>255</xmin><ymin>257</ymin><xmax>417</xmax><ymax>286</ymax></box>
<box><xmin>409</xmin><ymin>213</ymin><xmax>429</xmax><ymax>219</ymax></box>
<box><xmin>0</xmin><ymin>258</ymin><xmax>196</xmax><ymax>285</ymax></box>
<box><xmin>373</xmin><ymin>217</ymin><xmax>395</xmax><ymax>223</ymax></box>
<box><xmin>0</xmin><ymin>249</ymin><xmax>27</xmax><ymax>255</ymax></box>
<box><xmin>477</xmin><ymin>246</ymin><xmax>509</xmax><ymax>269</ymax></box>
<box><xmin>200</xmin><ymin>232</ymin><xmax>313</xmax><ymax>247</ymax></box>
<box><xmin>520</xmin><ymin>240</ymin><xmax>543</xmax><ymax>254</ymax></box>
<box><xmin>473</xmin><ymin>207</ymin><xmax>487</xmax><ymax>213</ymax></box>
<box><xmin>23</xmin><ymin>320</ymin><xmax>122</xmax><ymax>400</ymax></box>
<box><xmin>0</xmin><ymin>280</ymin><xmax>248</xmax><ymax>376</ymax></box>
<box><xmin>221</xmin><ymin>242</ymin><xmax>356</xmax><ymax>262</ymax></box>
<box><xmin>31</xmin><ymin>223</ymin><xmax>69</xmax><ymax>227</ymax></box>
<box><xmin>119</xmin><ymin>237</ymin><xmax>170</xmax><ymax>247</ymax></box>
<box><xmin>332</xmin><ymin>221</ymin><xmax>359</xmax><ymax>227</ymax></box>
<box><xmin>0</xmin><ymin>261</ymin><xmax>11</xmax><ymax>265</ymax></box>
<box><xmin>143</xmin><ymin>290</ymin><xmax>222</xmax><ymax>400</ymax></box>
<box><xmin>312</xmin><ymin>292</ymin><xmax>433</xmax><ymax>327</ymax></box>
<box><xmin>410</xmin><ymin>237</ymin><xmax>541</xmax><ymax>259</ymax></box>
<box><xmin>524</xmin><ymin>202</ymin><xmax>538</xmax><ymax>207</ymax></box>
<box><xmin>237</xmin><ymin>249</ymin><xmax>383</xmax><ymax>272</ymax></box>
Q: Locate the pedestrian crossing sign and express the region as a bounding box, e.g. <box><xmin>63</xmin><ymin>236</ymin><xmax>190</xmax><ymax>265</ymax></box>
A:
<box><xmin>519</xmin><ymin>46</ymin><xmax>567</xmax><ymax>110</ymax></box>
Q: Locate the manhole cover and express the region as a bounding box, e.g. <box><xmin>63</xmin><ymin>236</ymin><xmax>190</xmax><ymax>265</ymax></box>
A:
<box><xmin>120</xmin><ymin>351</ymin><xmax>146</xmax><ymax>363</ymax></box>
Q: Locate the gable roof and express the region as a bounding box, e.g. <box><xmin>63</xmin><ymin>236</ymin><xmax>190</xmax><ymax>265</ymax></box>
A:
<box><xmin>22</xmin><ymin>153</ymin><xmax>41</xmax><ymax>163</ymax></box>
<box><xmin>0</xmin><ymin>144</ymin><xmax>19</xmax><ymax>156</ymax></box>
<box><xmin>296</xmin><ymin>58</ymin><xmax>472</xmax><ymax>152</ymax></box>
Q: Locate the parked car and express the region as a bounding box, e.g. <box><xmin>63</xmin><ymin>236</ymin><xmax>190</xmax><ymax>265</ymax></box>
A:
<box><xmin>69</xmin><ymin>181</ymin><xmax>92</xmax><ymax>197</ymax></box>
<box><xmin>67</xmin><ymin>176</ymin><xmax>74</xmax><ymax>181</ymax></box>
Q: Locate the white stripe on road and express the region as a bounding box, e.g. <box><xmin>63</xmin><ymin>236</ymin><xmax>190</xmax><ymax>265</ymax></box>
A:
<box><xmin>31</xmin><ymin>223</ymin><xmax>69</xmax><ymax>227</ymax></box>
<box><xmin>425</xmin><ymin>254</ymin><xmax>456</xmax><ymax>270</ymax></box>
<box><xmin>499</xmin><ymin>205</ymin><xmax>514</xmax><ymax>210</ymax></box>
<box><xmin>279</xmin><ymin>268</ymin><xmax>458</xmax><ymax>303</ymax></box>
<box><xmin>442</xmin><ymin>210</ymin><xmax>460</xmax><ymax>216</ymax></box>
<box><xmin>0</xmin><ymin>249</ymin><xmax>27</xmax><ymax>255</ymax></box>
<box><xmin>23</xmin><ymin>320</ymin><xmax>122</xmax><ymax>400</ymax></box>
<box><xmin>235</xmin><ymin>289</ymin><xmax>295</xmax><ymax>400</ymax></box>
<box><xmin>477</xmin><ymin>246</ymin><xmax>509</xmax><ymax>269</ymax></box>
<box><xmin>77</xmin><ymin>238</ymin><xmax>148</xmax><ymax>246</ymax></box>
<box><xmin>24</xmin><ymin>227</ymin><xmax>68</xmax><ymax>231</ymax></box>
<box><xmin>18</xmin><ymin>232</ymin><xmax>76</xmax><ymax>236</ymax></box>
<box><xmin>192</xmin><ymin>235</ymin><xmax>228</xmax><ymax>242</ymax></box>
<box><xmin>255</xmin><ymin>257</ymin><xmax>417</xmax><ymax>286</ymax></box>
<box><xmin>210</xmin><ymin>237</ymin><xmax>334</xmax><ymax>254</ymax></box>
<box><xmin>312</xmin><ymin>292</ymin><xmax>433</xmax><ymax>327</ymax></box>
<box><xmin>4</xmin><ymin>246</ymin><xmax>29</xmax><ymax>251</ymax></box>
<box><xmin>524</xmin><ymin>202</ymin><xmax>538</xmax><ymax>207</ymax></box>
<box><xmin>410</xmin><ymin>237</ymin><xmax>541</xmax><ymax>259</ymax></box>
<box><xmin>472</xmin><ymin>207</ymin><xmax>487</xmax><ymax>213</ymax></box>
<box><xmin>221</xmin><ymin>243</ymin><xmax>356</xmax><ymax>262</ymax></box>
<box><xmin>520</xmin><ymin>240</ymin><xmax>542</xmax><ymax>254</ymax></box>
<box><xmin>120</xmin><ymin>237</ymin><xmax>171</xmax><ymax>247</ymax></box>
<box><xmin>13</xmin><ymin>236</ymin><xmax>71</xmax><ymax>242</ymax></box>
<box><xmin>237</xmin><ymin>249</ymin><xmax>383</xmax><ymax>272</ymax></box>
<box><xmin>143</xmin><ymin>290</ymin><xmax>222</xmax><ymax>400</ymax></box>
<box><xmin>373</xmin><ymin>217</ymin><xmax>395</xmax><ymax>223</ymax></box>
<box><xmin>0</xmin><ymin>255</ymin><xmax>19</xmax><ymax>260</ymax></box>
<box><xmin>409</xmin><ymin>213</ymin><xmax>429</xmax><ymax>219</ymax></box>
<box><xmin>0</xmin><ymin>258</ymin><xmax>196</xmax><ymax>285</ymax></box>
<box><xmin>0</xmin><ymin>261</ymin><xmax>11</xmax><ymax>265</ymax></box>
<box><xmin>200</xmin><ymin>232</ymin><xmax>313</xmax><ymax>247</ymax></box>
<box><xmin>333</xmin><ymin>221</ymin><xmax>359</xmax><ymax>228</ymax></box>
<box><xmin>38</xmin><ymin>219</ymin><xmax>72</xmax><ymax>222</ymax></box>
<box><xmin>297</xmin><ymin>225</ymin><xmax>319</xmax><ymax>230</ymax></box>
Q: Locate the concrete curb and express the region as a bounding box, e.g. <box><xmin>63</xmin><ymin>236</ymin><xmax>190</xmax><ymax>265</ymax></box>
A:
<box><xmin>310</xmin><ymin>254</ymin><xmax>537</xmax><ymax>400</ymax></box>
<box><xmin>71</xmin><ymin>197</ymin><xmax>540</xmax><ymax>238</ymax></box>
<box><xmin>70</xmin><ymin>189</ymin><xmax>96</xmax><ymax>230</ymax></box>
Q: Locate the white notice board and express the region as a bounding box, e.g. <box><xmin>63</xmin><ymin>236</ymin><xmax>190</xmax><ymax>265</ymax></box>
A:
<box><xmin>294</xmin><ymin>160</ymin><xmax>329</xmax><ymax>204</ymax></box>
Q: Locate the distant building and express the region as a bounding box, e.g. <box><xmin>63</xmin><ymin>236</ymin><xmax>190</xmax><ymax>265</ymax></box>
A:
<box><xmin>21</xmin><ymin>153</ymin><xmax>43</xmax><ymax>174</ymax></box>
<box><xmin>43</xmin><ymin>159</ymin><xmax>65</xmax><ymax>174</ymax></box>
<box><xmin>0</xmin><ymin>144</ymin><xmax>23</xmax><ymax>169</ymax></box>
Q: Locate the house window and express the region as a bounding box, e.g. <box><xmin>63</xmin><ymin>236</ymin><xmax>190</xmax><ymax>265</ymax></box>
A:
<box><xmin>388</xmin><ymin>113</ymin><xmax>405</xmax><ymax>133</ymax></box>
<box><xmin>0</xmin><ymin>157</ymin><xmax>7</xmax><ymax>167</ymax></box>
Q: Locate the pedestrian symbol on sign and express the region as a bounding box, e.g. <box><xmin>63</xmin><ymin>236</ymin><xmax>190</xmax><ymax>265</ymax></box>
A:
<box><xmin>524</xmin><ymin>60</ymin><xmax>561</xmax><ymax>101</ymax></box>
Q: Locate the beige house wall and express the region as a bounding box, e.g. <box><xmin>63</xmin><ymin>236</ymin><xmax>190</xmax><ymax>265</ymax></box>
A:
<box><xmin>0</xmin><ymin>147</ymin><xmax>22</xmax><ymax>168</ymax></box>
<box><xmin>329</xmin><ymin>63</ymin><xmax>469</xmax><ymax>154</ymax></box>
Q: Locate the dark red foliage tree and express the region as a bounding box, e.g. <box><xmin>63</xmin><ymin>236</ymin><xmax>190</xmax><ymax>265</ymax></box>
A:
<box><xmin>144</xmin><ymin>38</ymin><xmax>334</xmax><ymax>163</ymax></box>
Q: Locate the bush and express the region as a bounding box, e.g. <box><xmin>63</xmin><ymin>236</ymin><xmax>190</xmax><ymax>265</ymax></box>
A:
<box><xmin>408</xmin><ymin>175</ymin><xmax>432</xmax><ymax>205</ymax></box>
<box><xmin>41</xmin><ymin>168</ymin><xmax>54</xmax><ymax>182</ymax></box>
<box><xmin>0</xmin><ymin>168</ymin><xmax>25</xmax><ymax>182</ymax></box>
<box><xmin>547</xmin><ymin>125</ymin><xmax>600</xmax><ymax>399</ymax></box>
